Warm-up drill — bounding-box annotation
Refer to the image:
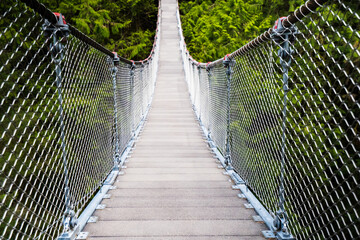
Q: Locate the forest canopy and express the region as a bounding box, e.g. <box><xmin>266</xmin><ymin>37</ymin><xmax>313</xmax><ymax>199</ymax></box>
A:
<box><xmin>40</xmin><ymin>0</ymin><xmax>158</xmax><ymax>60</ymax></box>
<box><xmin>179</xmin><ymin>0</ymin><xmax>305</xmax><ymax>62</ymax></box>
<box><xmin>38</xmin><ymin>0</ymin><xmax>306</xmax><ymax>62</ymax></box>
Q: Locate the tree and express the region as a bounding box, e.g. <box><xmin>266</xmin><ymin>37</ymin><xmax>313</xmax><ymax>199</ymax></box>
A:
<box><xmin>40</xmin><ymin>0</ymin><xmax>158</xmax><ymax>60</ymax></box>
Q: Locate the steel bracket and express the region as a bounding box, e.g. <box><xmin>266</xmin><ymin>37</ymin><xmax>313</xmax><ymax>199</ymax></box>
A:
<box><xmin>75</xmin><ymin>232</ymin><xmax>89</xmax><ymax>240</ymax></box>
<box><xmin>87</xmin><ymin>216</ymin><xmax>98</xmax><ymax>223</ymax></box>
<box><xmin>262</xmin><ymin>230</ymin><xmax>276</xmax><ymax>239</ymax></box>
<box><xmin>253</xmin><ymin>215</ymin><xmax>264</xmax><ymax>223</ymax></box>
<box><xmin>96</xmin><ymin>204</ymin><xmax>106</xmax><ymax>210</ymax></box>
<box><xmin>276</xmin><ymin>231</ymin><xmax>296</xmax><ymax>240</ymax></box>
<box><xmin>276</xmin><ymin>232</ymin><xmax>295</xmax><ymax>240</ymax></box>
<box><xmin>57</xmin><ymin>223</ymin><xmax>79</xmax><ymax>240</ymax></box>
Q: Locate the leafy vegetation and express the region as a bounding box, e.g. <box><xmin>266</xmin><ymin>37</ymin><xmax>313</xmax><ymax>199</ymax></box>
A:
<box><xmin>40</xmin><ymin>0</ymin><xmax>158</xmax><ymax>60</ymax></box>
<box><xmin>179</xmin><ymin>0</ymin><xmax>305</xmax><ymax>62</ymax></box>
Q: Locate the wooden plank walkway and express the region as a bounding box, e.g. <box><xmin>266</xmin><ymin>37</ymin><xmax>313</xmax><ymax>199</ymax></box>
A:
<box><xmin>83</xmin><ymin>0</ymin><xmax>267</xmax><ymax>239</ymax></box>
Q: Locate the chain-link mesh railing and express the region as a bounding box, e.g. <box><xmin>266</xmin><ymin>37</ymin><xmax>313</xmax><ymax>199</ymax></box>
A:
<box><xmin>114</xmin><ymin>52</ymin><xmax>158</xmax><ymax>158</ymax></box>
<box><xmin>178</xmin><ymin>0</ymin><xmax>359</xmax><ymax>239</ymax></box>
<box><xmin>0</xmin><ymin>0</ymin><xmax>159</xmax><ymax>239</ymax></box>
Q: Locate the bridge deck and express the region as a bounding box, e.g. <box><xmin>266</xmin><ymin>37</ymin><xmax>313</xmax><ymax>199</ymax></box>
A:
<box><xmin>83</xmin><ymin>0</ymin><xmax>266</xmax><ymax>239</ymax></box>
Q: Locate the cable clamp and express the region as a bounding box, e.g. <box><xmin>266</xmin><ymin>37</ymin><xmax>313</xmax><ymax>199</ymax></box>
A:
<box><xmin>271</xmin><ymin>17</ymin><xmax>298</xmax><ymax>45</ymax></box>
<box><xmin>43</xmin><ymin>12</ymin><xmax>70</xmax><ymax>38</ymax></box>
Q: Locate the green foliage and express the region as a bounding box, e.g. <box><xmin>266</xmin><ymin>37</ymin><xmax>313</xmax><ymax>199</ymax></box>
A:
<box><xmin>179</xmin><ymin>0</ymin><xmax>304</xmax><ymax>62</ymax></box>
<box><xmin>40</xmin><ymin>0</ymin><xmax>158</xmax><ymax>60</ymax></box>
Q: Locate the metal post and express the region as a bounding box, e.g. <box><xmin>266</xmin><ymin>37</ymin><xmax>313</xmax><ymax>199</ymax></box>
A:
<box><xmin>111</xmin><ymin>53</ymin><xmax>120</xmax><ymax>171</ymax></box>
<box><xmin>223</xmin><ymin>55</ymin><xmax>234</xmax><ymax>171</ymax></box>
<box><xmin>271</xmin><ymin>17</ymin><xmax>297</xmax><ymax>240</ymax></box>
<box><xmin>43</xmin><ymin>13</ymin><xmax>79</xmax><ymax>239</ymax></box>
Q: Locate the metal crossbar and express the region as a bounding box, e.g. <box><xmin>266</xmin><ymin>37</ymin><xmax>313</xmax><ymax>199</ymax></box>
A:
<box><xmin>0</xmin><ymin>0</ymin><xmax>159</xmax><ymax>239</ymax></box>
<box><xmin>178</xmin><ymin>0</ymin><xmax>359</xmax><ymax>239</ymax></box>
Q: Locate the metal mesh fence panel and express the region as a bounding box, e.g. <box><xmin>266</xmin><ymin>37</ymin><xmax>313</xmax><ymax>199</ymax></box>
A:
<box><xmin>116</xmin><ymin>62</ymin><xmax>133</xmax><ymax>152</ymax></box>
<box><xmin>0</xmin><ymin>2</ymin><xmax>65</xmax><ymax>239</ymax></box>
<box><xmin>133</xmin><ymin>66</ymin><xmax>144</xmax><ymax>125</ymax></box>
<box><xmin>0</xmin><ymin>4</ymin><xmax>115</xmax><ymax>238</ymax></box>
<box><xmin>277</xmin><ymin>1</ymin><xmax>360</xmax><ymax>238</ymax></box>
<box><xmin>0</xmin><ymin>0</ymin><xmax>159</xmax><ymax>239</ymax></box>
<box><xmin>179</xmin><ymin>0</ymin><xmax>359</xmax><ymax>239</ymax></box>
<box><xmin>199</xmin><ymin>67</ymin><xmax>209</xmax><ymax>129</ymax></box>
<box><xmin>193</xmin><ymin>64</ymin><xmax>201</xmax><ymax>116</ymax></box>
<box><xmin>60</xmin><ymin>36</ymin><xmax>114</xmax><ymax>214</ymax></box>
<box><xmin>208</xmin><ymin>65</ymin><xmax>228</xmax><ymax>153</ymax></box>
<box><xmin>229</xmin><ymin>42</ymin><xmax>281</xmax><ymax>215</ymax></box>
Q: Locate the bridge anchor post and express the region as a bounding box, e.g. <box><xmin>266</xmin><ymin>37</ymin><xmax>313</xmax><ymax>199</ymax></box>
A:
<box><xmin>270</xmin><ymin>17</ymin><xmax>298</xmax><ymax>240</ymax></box>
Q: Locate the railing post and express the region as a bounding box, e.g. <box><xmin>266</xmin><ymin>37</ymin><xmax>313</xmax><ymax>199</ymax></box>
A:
<box><xmin>271</xmin><ymin>17</ymin><xmax>298</xmax><ymax>240</ymax></box>
<box><xmin>43</xmin><ymin>13</ymin><xmax>78</xmax><ymax>239</ymax></box>
<box><xmin>223</xmin><ymin>55</ymin><xmax>234</xmax><ymax>171</ymax></box>
<box><xmin>111</xmin><ymin>53</ymin><xmax>120</xmax><ymax>171</ymax></box>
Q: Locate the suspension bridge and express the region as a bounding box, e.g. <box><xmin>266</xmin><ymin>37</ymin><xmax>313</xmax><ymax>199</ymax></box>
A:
<box><xmin>0</xmin><ymin>0</ymin><xmax>359</xmax><ymax>239</ymax></box>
